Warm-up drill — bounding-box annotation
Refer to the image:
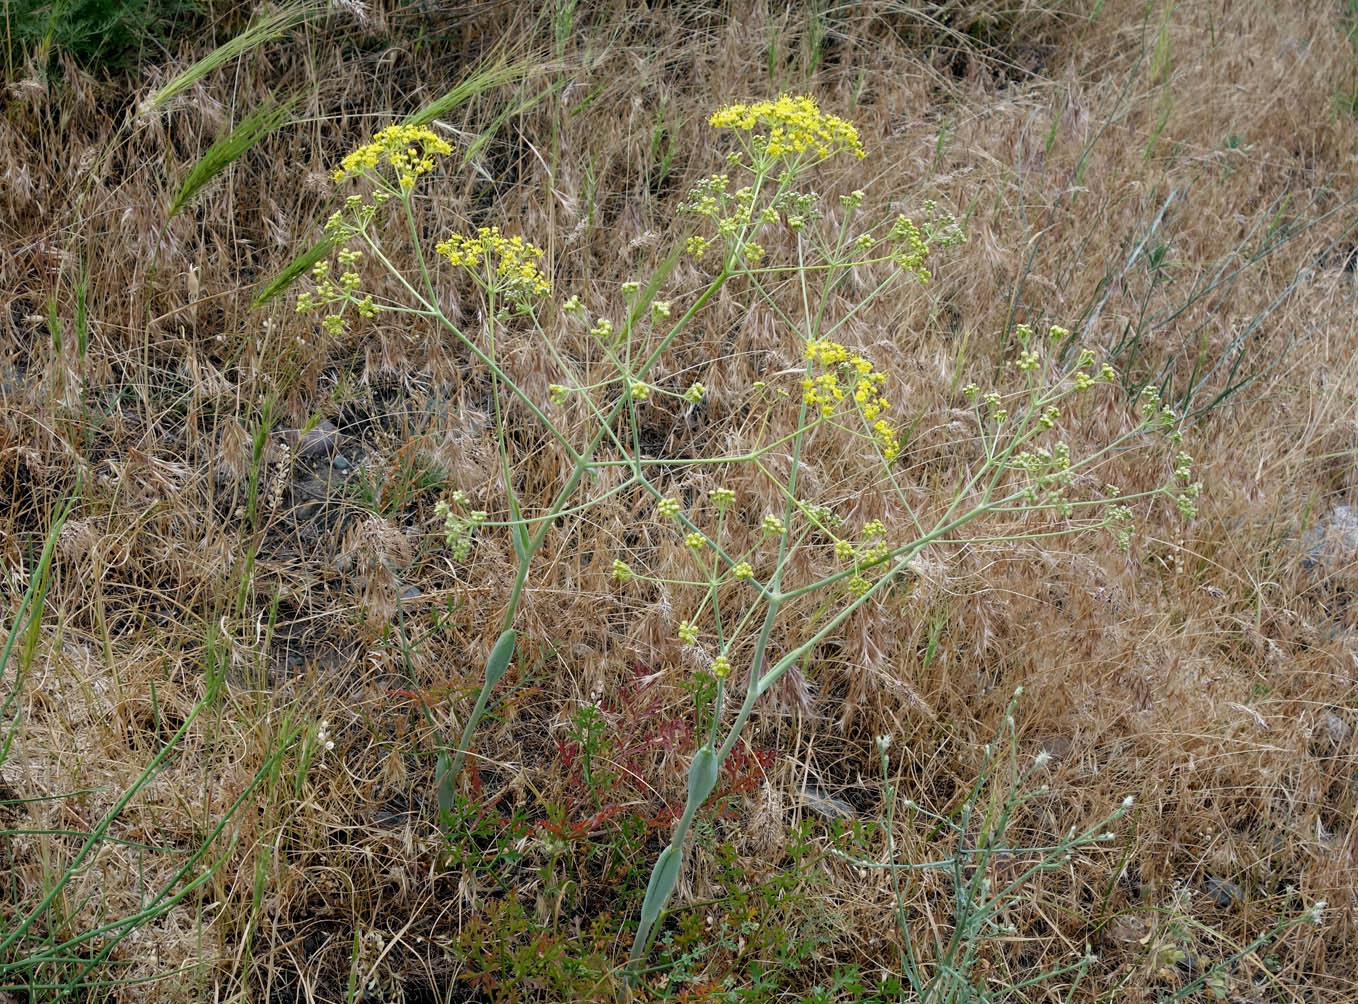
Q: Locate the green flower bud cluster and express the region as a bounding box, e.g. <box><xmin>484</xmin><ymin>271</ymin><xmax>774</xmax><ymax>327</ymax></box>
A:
<box><xmin>1138</xmin><ymin>384</ymin><xmax>1182</xmax><ymax>440</ymax></box>
<box><xmin>887</xmin><ymin>215</ymin><xmax>932</xmax><ymax>283</ymax></box>
<box><xmin>796</xmin><ymin>498</ymin><xmax>843</xmax><ymax>531</ymax></box>
<box><xmin>920</xmin><ymin>201</ymin><xmax>966</xmax><ymax>251</ymax></box>
<box><xmin>770</xmin><ymin>189</ymin><xmax>824</xmax><ymax>231</ymax></box>
<box><xmin>1011</xmin><ymin>442</ymin><xmax>1075</xmax><ymax>515</ymax></box>
<box><xmin>761</xmin><ymin>514</ymin><xmax>787</xmax><ymax>536</ymax></box>
<box><xmin>295</xmin><ymin>252</ymin><xmax>376</xmax><ymax>336</ymax></box>
<box><xmin>323</xmin><ymin>192</ymin><xmax>389</xmax><ymax>241</ymax></box>
<box><xmin>1106</xmin><ymin>504</ymin><xmax>1135</xmax><ymax>552</ymax></box>
<box><xmin>434</xmin><ymin>492</ymin><xmax>487</xmax><ymax>561</ymax></box>
<box><xmin>1172</xmin><ymin>452</ymin><xmax>1203</xmax><ymax>519</ymax></box>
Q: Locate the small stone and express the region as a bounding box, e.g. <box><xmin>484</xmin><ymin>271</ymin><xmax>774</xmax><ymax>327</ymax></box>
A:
<box><xmin>281</xmin><ymin>420</ymin><xmax>341</xmax><ymax>459</ymax></box>
<box><xmin>1205</xmin><ymin>875</ymin><xmax>1244</xmax><ymax>908</ymax></box>
<box><xmin>1310</xmin><ymin>710</ymin><xmax>1352</xmax><ymax>757</ymax></box>
<box><xmin>1301</xmin><ymin>505</ymin><xmax>1358</xmax><ymax>571</ymax></box>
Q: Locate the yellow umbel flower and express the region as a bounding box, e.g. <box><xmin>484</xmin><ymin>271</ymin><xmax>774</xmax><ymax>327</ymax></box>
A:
<box><xmin>803</xmin><ymin>339</ymin><xmax>902</xmax><ymax>462</ymax></box>
<box><xmin>332</xmin><ymin>124</ymin><xmax>453</xmax><ymax>190</ymax></box>
<box><xmin>435</xmin><ymin>226</ymin><xmax>552</xmax><ymax>301</ymax></box>
<box><xmin>710</xmin><ymin>95</ymin><xmax>865</xmax><ymax>160</ymax></box>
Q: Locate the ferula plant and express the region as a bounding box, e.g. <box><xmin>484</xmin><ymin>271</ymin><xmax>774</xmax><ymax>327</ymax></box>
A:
<box><xmin>282</xmin><ymin>97</ymin><xmax>1201</xmax><ymax>980</ymax></box>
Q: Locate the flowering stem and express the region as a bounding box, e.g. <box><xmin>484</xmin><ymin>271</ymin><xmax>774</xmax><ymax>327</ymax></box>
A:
<box><xmin>447</xmin><ymin>267</ymin><xmax>742</xmax><ymax>789</ymax></box>
<box><xmin>362</xmin><ymin>233</ymin><xmax>585</xmax><ymax>464</ymax></box>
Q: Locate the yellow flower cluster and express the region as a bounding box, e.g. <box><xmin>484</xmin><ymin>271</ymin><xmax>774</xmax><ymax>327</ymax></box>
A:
<box><xmin>332</xmin><ymin>124</ymin><xmax>453</xmax><ymax>191</ymax></box>
<box><xmin>803</xmin><ymin>339</ymin><xmax>901</xmax><ymax>461</ymax></box>
<box><xmin>709</xmin><ymin>95</ymin><xmax>866</xmax><ymax>161</ymax></box>
<box><xmin>435</xmin><ymin>226</ymin><xmax>551</xmax><ymax>301</ymax></box>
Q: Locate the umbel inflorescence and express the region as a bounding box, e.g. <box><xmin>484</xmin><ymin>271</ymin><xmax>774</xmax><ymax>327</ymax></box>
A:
<box><xmin>709</xmin><ymin>94</ymin><xmax>866</xmax><ymax>160</ymax></box>
<box><xmin>330</xmin><ymin>122</ymin><xmax>452</xmax><ymax>189</ymax></box>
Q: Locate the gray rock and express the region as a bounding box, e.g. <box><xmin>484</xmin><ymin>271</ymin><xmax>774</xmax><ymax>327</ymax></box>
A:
<box><xmin>1205</xmin><ymin>874</ymin><xmax>1244</xmax><ymax>908</ymax></box>
<box><xmin>280</xmin><ymin>420</ymin><xmax>341</xmax><ymax>459</ymax></box>
<box><xmin>1301</xmin><ymin>505</ymin><xmax>1358</xmax><ymax>571</ymax></box>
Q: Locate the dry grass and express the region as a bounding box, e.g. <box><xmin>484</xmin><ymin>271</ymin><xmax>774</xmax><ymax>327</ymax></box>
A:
<box><xmin>1</xmin><ymin>0</ymin><xmax>1356</xmax><ymax>1001</ymax></box>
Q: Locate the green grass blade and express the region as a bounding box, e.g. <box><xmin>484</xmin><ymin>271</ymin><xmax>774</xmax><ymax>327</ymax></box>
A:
<box><xmin>1</xmin><ymin>496</ymin><xmax>73</xmax><ymax>762</ymax></box>
<box><xmin>251</xmin><ymin>235</ymin><xmax>335</xmax><ymax>308</ymax></box>
<box><xmin>141</xmin><ymin>2</ymin><xmax>326</xmax><ymax>114</ymax></box>
<box><xmin>402</xmin><ymin>53</ymin><xmax>542</xmax><ymax>130</ymax></box>
<box><xmin>168</xmin><ymin>91</ymin><xmax>301</xmax><ymax>219</ymax></box>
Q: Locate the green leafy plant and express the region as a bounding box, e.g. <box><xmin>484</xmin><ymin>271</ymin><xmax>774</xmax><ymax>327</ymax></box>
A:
<box><xmin>276</xmin><ymin>95</ymin><xmax>1208</xmax><ymax>986</ymax></box>
<box><xmin>4</xmin><ymin>0</ymin><xmax>198</xmax><ymax>77</ymax></box>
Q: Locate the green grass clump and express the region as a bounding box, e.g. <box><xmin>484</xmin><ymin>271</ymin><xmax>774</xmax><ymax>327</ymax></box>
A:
<box><xmin>4</xmin><ymin>0</ymin><xmax>198</xmax><ymax>78</ymax></box>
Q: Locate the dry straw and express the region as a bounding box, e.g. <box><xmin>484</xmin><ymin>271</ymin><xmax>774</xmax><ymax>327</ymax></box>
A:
<box><xmin>1</xmin><ymin>0</ymin><xmax>1355</xmax><ymax>999</ymax></box>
